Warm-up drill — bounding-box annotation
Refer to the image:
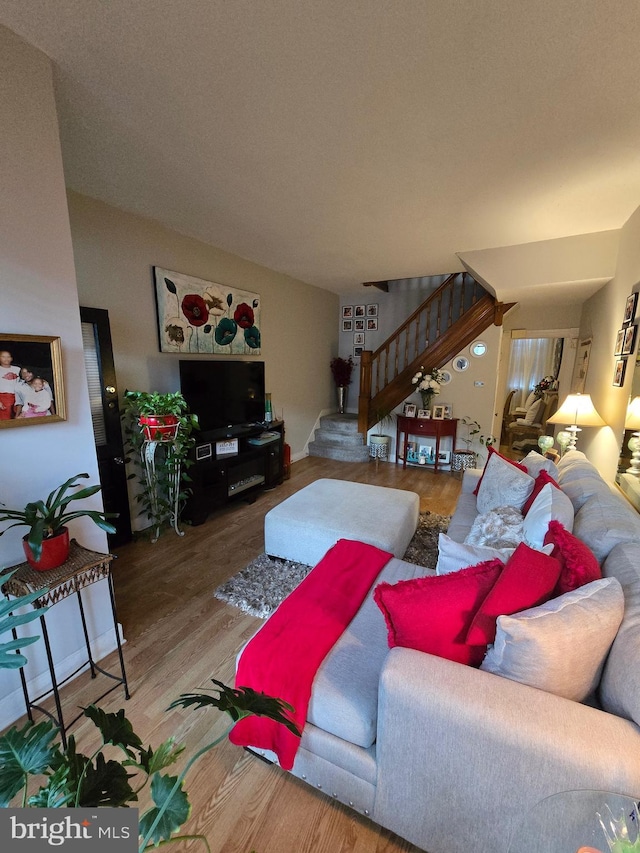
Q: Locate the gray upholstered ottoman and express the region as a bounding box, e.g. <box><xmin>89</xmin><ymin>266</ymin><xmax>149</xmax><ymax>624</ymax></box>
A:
<box><xmin>264</xmin><ymin>478</ymin><xmax>420</xmax><ymax>565</ymax></box>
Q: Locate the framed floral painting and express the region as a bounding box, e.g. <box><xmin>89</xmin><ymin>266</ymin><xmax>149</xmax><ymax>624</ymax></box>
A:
<box><xmin>154</xmin><ymin>267</ymin><xmax>261</xmax><ymax>354</ymax></box>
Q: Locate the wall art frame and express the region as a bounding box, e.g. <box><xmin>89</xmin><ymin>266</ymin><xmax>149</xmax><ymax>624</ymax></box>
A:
<box><xmin>613</xmin><ymin>358</ymin><xmax>627</xmax><ymax>387</ymax></box>
<box><xmin>624</xmin><ymin>292</ymin><xmax>638</xmax><ymax>325</ymax></box>
<box><xmin>0</xmin><ymin>334</ymin><xmax>66</xmax><ymax>429</ymax></box>
<box><xmin>154</xmin><ymin>267</ymin><xmax>261</xmax><ymax>355</ymax></box>
<box><xmin>622</xmin><ymin>324</ymin><xmax>638</xmax><ymax>356</ymax></box>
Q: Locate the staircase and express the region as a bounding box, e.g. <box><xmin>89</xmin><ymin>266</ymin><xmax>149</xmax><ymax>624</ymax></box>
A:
<box><xmin>308</xmin><ymin>414</ymin><xmax>371</xmax><ymax>463</ymax></box>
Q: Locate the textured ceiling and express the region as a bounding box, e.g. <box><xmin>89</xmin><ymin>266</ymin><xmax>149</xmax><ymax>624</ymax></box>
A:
<box><xmin>2</xmin><ymin>0</ymin><xmax>640</xmax><ymax>295</ymax></box>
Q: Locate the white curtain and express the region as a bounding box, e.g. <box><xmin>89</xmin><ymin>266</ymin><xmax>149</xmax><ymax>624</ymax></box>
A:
<box><xmin>507</xmin><ymin>338</ymin><xmax>558</xmax><ymax>409</ymax></box>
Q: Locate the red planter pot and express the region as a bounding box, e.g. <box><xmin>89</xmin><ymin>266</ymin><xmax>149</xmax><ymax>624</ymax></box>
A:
<box><xmin>23</xmin><ymin>527</ymin><xmax>70</xmax><ymax>571</ymax></box>
<box><xmin>139</xmin><ymin>415</ymin><xmax>180</xmax><ymax>442</ymax></box>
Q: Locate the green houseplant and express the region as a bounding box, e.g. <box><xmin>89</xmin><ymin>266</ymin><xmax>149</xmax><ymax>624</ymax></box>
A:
<box><xmin>460</xmin><ymin>416</ymin><xmax>497</xmax><ymax>463</ymax></box>
<box><xmin>0</xmin><ymin>585</ymin><xmax>299</xmax><ymax>851</ymax></box>
<box><xmin>369</xmin><ymin>407</ymin><xmax>395</xmax><ymax>461</ymax></box>
<box><xmin>0</xmin><ymin>473</ymin><xmax>116</xmax><ymax>570</ymax></box>
<box><xmin>121</xmin><ymin>391</ymin><xmax>199</xmax><ymax>537</ymax></box>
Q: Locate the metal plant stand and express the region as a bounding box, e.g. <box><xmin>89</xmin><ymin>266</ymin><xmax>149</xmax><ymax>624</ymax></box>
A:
<box><xmin>142</xmin><ymin>438</ymin><xmax>184</xmax><ymax>543</ymax></box>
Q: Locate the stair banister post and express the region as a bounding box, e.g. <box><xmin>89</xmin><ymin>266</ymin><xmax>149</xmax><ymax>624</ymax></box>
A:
<box><xmin>359</xmin><ymin>350</ymin><xmax>373</xmax><ymax>435</ymax></box>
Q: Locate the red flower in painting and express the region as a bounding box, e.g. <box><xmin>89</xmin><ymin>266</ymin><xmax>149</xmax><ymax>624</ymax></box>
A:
<box><xmin>233</xmin><ymin>303</ymin><xmax>255</xmax><ymax>329</ymax></box>
<box><xmin>181</xmin><ymin>294</ymin><xmax>209</xmax><ymax>327</ymax></box>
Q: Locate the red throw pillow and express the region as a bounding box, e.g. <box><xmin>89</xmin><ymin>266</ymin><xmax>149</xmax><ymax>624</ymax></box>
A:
<box><xmin>473</xmin><ymin>446</ymin><xmax>529</xmax><ymax>496</ymax></box>
<box><xmin>544</xmin><ymin>520</ymin><xmax>602</xmax><ymax>595</ymax></box>
<box><xmin>465</xmin><ymin>542</ymin><xmax>562</xmax><ymax>647</ymax></box>
<box><xmin>522</xmin><ymin>469</ymin><xmax>561</xmax><ymax>515</ymax></box>
<box><xmin>374</xmin><ymin>559</ymin><xmax>504</xmax><ymax>667</ymax></box>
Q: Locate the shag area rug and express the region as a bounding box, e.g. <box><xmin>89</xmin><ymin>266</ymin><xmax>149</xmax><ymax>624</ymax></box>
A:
<box><xmin>214</xmin><ymin>512</ymin><xmax>450</xmax><ymax>618</ymax></box>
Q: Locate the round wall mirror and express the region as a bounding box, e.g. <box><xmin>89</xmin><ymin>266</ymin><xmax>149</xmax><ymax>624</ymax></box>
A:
<box><xmin>470</xmin><ymin>340</ymin><xmax>487</xmax><ymax>357</ymax></box>
<box><xmin>453</xmin><ymin>356</ymin><xmax>469</xmax><ymax>372</ymax></box>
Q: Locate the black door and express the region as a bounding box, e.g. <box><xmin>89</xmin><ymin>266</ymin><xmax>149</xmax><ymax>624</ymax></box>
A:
<box><xmin>80</xmin><ymin>307</ymin><xmax>132</xmax><ymax>548</ymax></box>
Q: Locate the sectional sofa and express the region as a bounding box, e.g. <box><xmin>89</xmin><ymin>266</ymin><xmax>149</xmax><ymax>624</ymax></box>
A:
<box><xmin>239</xmin><ymin>450</ymin><xmax>640</xmax><ymax>853</ymax></box>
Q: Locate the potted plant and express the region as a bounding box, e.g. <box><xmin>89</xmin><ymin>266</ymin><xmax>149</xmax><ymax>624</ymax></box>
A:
<box><xmin>121</xmin><ymin>391</ymin><xmax>199</xmax><ymax>537</ymax></box>
<box><xmin>330</xmin><ymin>356</ymin><xmax>355</xmax><ymax>414</ymax></box>
<box><xmin>121</xmin><ymin>390</ymin><xmax>197</xmax><ymax>441</ymax></box>
<box><xmin>369</xmin><ymin>407</ymin><xmax>395</xmax><ymax>461</ymax></box>
<box><xmin>0</xmin><ymin>587</ymin><xmax>298</xmax><ymax>849</ymax></box>
<box><xmin>460</xmin><ymin>416</ymin><xmax>497</xmax><ymax>464</ymax></box>
<box><xmin>0</xmin><ymin>474</ymin><xmax>117</xmax><ymax>571</ymax></box>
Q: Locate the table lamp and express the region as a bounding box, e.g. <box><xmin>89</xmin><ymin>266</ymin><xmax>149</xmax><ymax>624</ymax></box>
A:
<box><xmin>625</xmin><ymin>396</ymin><xmax>640</xmax><ymax>475</ymax></box>
<box><xmin>547</xmin><ymin>393</ymin><xmax>606</xmax><ymax>450</ymax></box>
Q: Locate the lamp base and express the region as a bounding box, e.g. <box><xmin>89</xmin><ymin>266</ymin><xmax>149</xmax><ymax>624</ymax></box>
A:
<box><xmin>566</xmin><ymin>425</ymin><xmax>581</xmax><ymax>450</ymax></box>
<box><xmin>628</xmin><ymin>432</ymin><xmax>640</xmax><ymax>476</ymax></box>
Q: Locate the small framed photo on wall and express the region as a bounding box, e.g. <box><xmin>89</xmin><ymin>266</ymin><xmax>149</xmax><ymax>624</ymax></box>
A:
<box><xmin>354</xmin><ymin>305</ymin><xmax>366</xmax><ymax>317</ymax></box>
<box><xmin>615</xmin><ymin>328</ymin><xmax>626</xmax><ymax>356</ymax></box>
<box><xmin>342</xmin><ymin>319</ymin><xmax>353</xmax><ymax>332</ymax></box>
<box><xmin>613</xmin><ymin>358</ymin><xmax>627</xmax><ymax>387</ymax></box>
<box><xmin>367</xmin><ymin>304</ymin><xmax>379</xmax><ymax>317</ymax></box>
<box><xmin>354</xmin><ymin>332</ymin><xmax>365</xmax><ymax>345</ymax></box>
<box><xmin>354</xmin><ymin>319</ymin><xmax>365</xmax><ymax>331</ymax></box>
<box><xmin>622</xmin><ymin>324</ymin><xmax>638</xmax><ymax>356</ymax></box>
<box><xmin>353</xmin><ymin>346</ymin><xmax>363</xmax><ymax>359</ymax></box>
<box><xmin>366</xmin><ymin>318</ymin><xmax>378</xmax><ymax>331</ymax></box>
<box><xmin>342</xmin><ymin>305</ymin><xmax>353</xmax><ymax>319</ymax></box>
<box><xmin>624</xmin><ymin>292</ymin><xmax>638</xmax><ymax>324</ymax></box>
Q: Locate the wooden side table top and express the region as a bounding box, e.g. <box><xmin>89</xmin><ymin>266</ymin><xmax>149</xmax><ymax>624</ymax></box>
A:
<box><xmin>1</xmin><ymin>539</ymin><xmax>113</xmax><ymax>608</ymax></box>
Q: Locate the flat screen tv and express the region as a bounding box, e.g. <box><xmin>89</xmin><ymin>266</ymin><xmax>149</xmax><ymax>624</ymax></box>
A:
<box><xmin>179</xmin><ymin>360</ymin><xmax>265</xmax><ymax>436</ymax></box>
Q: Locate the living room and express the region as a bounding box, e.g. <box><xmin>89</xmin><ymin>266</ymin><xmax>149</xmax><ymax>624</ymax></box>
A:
<box><xmin>3</xmin><ymin>4</ymin><xmax>640</xmax><ymax>851</ymax></box>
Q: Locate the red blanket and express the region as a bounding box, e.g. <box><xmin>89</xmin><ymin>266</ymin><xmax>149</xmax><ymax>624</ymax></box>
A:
<box><xmin>229</xmin><ymin>538</ymin><xmax>393</xmax><ymax>769</ymax></box>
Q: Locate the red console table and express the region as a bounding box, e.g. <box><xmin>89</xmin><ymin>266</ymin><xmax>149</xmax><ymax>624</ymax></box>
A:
<box><xmin>396</xmin><ymin>416</ymin><xmax>458</xmax><ymax>471</ymax></box>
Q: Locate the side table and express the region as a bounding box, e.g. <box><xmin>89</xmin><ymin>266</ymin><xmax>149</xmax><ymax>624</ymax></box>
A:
<box><xmin>1</xmin><ymin>539</ymin><xmax>130</xmax><ymax>747</ymax></box>
<box><xmin>396</xmin><ymin>416</ymin><xmax>458</xmax><ymax>472</ymax></box>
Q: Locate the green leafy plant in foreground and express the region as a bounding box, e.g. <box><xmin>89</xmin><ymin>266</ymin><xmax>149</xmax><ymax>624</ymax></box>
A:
<box><xmin>0</xmin><ymin>680</ymin><xmax>300</xmax><ymax>852</ymax></box>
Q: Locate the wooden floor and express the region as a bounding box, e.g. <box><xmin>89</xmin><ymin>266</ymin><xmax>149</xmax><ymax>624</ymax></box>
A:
<box><xmin>11</xmin><ymin>456</ymin><xmax>462</xmax><ymax>853</ymax></box>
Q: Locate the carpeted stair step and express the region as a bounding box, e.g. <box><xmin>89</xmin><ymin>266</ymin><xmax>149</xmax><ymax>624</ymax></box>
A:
<box><xmin>308</xmin><ymin>413</ymin><xmax>371</xmax><ymax>462</ymax></box>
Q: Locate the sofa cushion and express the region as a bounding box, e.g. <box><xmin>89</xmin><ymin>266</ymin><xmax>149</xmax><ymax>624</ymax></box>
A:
<box><xmin>543</xmin><ymin>520</ymin><xmax>602</xmax><ymax>595</ymax></box>
<box><xmin>476</xmin><ymin>451</ymin><xmax>535</xmax><ymax>514</ymax></box>
<box><xmin>436</xmin><ymin>532</ymin><xmax>515</xmax><ymax>575</ymax></box>
<box><xmin>521</xmin><ymin>450</ymin><xmax>559</xmax><ymax>480</ymax></box>
<box><xmin>520</xmin><ymin>397</ymin><xmax>545</xmax><ymax>425</ymax></box>
<box><xmin>473</xmin><ymin>446</ymin><xmax>528</xmax><ymax>496</ymax></box>
<box><xmin>522</xmin><ymin>469</ymin><xmax>560</xmax><ymax>514</ymax></box>
<box><xmin>560</xmin><ymin>474</ymin><xmax>612</xmax><ymax>511</ymax></box>
<box><xmin>446</xmin><ymin>491</ymin><xmax>480</xmax><ymax>543</ymax></box>
<box><xmin>465</xmin><ymin>542</ymin><xmax>562</xmax><ymax>646</ymax></box>
<box><xmin>523</xmin><ymin>483</ymin><xmax>574</xmax><ymax>549</ymax></box>
<box><xmin>600</xmin><ymin>541</ymin><xmax>640</xmax><ymax>725</ymax></box>
<box><xmin>572</xmin><ymin>490</ymin><xmax>640</xmax><ymax>564</ymax></box>
<box><xmin>374</xmin><ymin>559</ymin><xmax>504</xmax><ymax>666</ymax></box>
<box><xmin>464</xmin><ymin>505</ymin><xmax>524</xmax><ymax>549</ymax></box>
<box><xmin>307</xmin><ymin>556</ymin><xmax>428</xmax><ymax>749</ymax></box>
<box><xmin>481</xmin><ymin>578</ymin><xmax>624</xmax><ymax>701</ymax></box>
<box><xmin>556</xmin><ymin>450</ymin><xmax>600</xmax><ymax>482</ymax></box>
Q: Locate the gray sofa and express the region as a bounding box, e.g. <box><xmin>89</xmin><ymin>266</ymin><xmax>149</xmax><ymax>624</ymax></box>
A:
<box><xmin>247</xmin><ymin>451</ymin><xmax>640</xmax><ymax>853</ymax></box>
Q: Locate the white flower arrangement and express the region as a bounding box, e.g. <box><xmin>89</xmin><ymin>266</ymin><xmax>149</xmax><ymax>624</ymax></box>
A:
<box><xmin>411</xmin><ymin>366</ymin><xmax>446</xmax><ymax>395</ymax></box>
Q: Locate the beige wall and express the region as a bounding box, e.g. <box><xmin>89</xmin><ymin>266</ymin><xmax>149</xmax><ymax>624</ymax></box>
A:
<box><xmin>68</xmin><ymin>191</ymin><xmax>339</xmax><ymax>466</ymax></box>
<box><xmin>0</xmin><ymin>27</ymin><xmax>114</xmax><ymax>728</ymax></box>
<box><xmin>578</xmin><ymin>205</ymin><xmax>640</xmax><ymax>477</ymax></box>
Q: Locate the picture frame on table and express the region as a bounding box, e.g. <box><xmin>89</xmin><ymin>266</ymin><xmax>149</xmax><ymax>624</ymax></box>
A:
<box><xmin>615</xmin><ymin>328</ymin><xmax>626</xmax><ymax>356</ymax></box>
<box><xmin>613</xmin><ymin>358</ymin><xmax>627</xmax><ymax>387</ymax></box>
<box><xmin>404</xmin><ymin>403</ymin><xmax>417</xmax><ymax>418</ymax></box>
<box><xmin>0</xmin><ymin>334</ymin><xmax>66</xmax><ymax>429</ymax></box>
<box><xmin>438</xmin><ymin>450</ymin><xmax>451</xmax><ymax>464</ymax></box>
<box><xmin>624</xmin><ymin>292</ymin><xmax>638</xmax><ymax>324</ymax></box>
<box><xmin>443</xmin><ymin>405</ymin><xmax>452</xmax><ymax>419</ymax></box>
<box><xmin>622</xmin><ymin>324</ymin><xmax>638</xmax><ymax>356</ymax></box>
<box><xmin>417</xmin><ymin>408</ymin><xmax>431</xmax><ymax>419</ymax></box>
<box><xmin>432</xmin><ymin>405</ymin><xmax>445</xmax><ymax>420</ymax></box>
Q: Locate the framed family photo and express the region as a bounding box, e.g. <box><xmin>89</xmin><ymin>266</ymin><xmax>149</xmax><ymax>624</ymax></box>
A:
<box><xmin>0</xmin><ymin>334</ymin><xmax>66</xmax><ymax>429</ymax></box>
<box><xmin>613</xmin><ymin>358</ymin><xmax>627</xmax><ymax>387</ymax></box>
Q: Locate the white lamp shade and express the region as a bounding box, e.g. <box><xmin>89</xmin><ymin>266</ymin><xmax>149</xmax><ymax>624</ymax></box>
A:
<box><xmin>547</xmin><ymin>393</ymin><xmax>606</xmax><ymax>427</ymax></box>
<box><xmin>625</xmin><ymin>396</ymin><xmax>640</xmax><ymax>431</ymax></box>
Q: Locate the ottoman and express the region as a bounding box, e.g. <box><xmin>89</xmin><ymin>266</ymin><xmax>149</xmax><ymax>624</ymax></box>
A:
<box><xmin>264</xmin><ymin>478</ymin><xmax>420</xmax><ymax>565</ymax></box>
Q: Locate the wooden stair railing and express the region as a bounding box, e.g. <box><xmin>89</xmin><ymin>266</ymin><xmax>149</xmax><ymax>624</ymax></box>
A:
<box><xmin>358</xmin><ymin>272</ymin><xmax>513</xmax><ymax>433</ymax></box>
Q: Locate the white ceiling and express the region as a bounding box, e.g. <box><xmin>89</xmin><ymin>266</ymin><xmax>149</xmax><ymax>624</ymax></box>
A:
<box><xmin>2</xmin><ymin>0</ymin><xmax>640</xmax><ymax>297</ymax></box>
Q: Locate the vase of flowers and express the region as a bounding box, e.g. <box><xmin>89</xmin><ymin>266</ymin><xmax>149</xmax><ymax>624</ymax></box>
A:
<box><xmin>411</xmin><ymin>366</ymin><xmax>446</xmax><ymax>412</ymax></box>
<box><xmin>330</xmin><ymin>356</ymin><xmax>355</xmax><ymax>413</ymax></box>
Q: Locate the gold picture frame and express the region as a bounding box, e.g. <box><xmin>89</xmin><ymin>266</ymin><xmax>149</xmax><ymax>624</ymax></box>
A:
<box><xmin>0</xmin><ymin>334</ymin><xmax>66</xmax><ymax>428</ymax></box>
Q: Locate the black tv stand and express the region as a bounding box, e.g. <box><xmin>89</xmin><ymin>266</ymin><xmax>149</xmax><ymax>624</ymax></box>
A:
<box><xmin>182</xmin><ymin>421</ymin><xmax>285</xmax><ymax>526</ymax></box>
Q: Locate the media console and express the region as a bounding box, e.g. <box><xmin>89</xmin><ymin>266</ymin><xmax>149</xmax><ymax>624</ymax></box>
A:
<box><xmin>182</xmin><ymin>421</ymin><xmax>285</xmax><ymax>526</ymax></box>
